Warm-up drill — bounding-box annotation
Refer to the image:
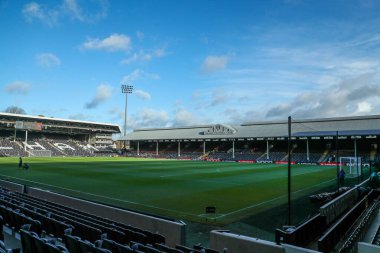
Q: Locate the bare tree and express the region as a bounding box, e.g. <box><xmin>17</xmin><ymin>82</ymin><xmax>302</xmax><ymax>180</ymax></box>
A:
<box><xmin>4</xmin><ymin>106</ymin><xmax>26</xmax><ymax>114</ymax></box>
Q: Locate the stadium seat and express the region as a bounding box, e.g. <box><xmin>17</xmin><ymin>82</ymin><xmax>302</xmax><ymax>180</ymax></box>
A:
<box><xmin>193</xmin><ymin>245</ymin><xmax>219</xmax><ymax>253</ymax></box>
<box><xmin>0</xmin><ymin>239</ymin><xmax>19</xmax><ymax>253</ymax></box>
<box><xmin>138</xmin><ymin>244</ymin><xmax>162</xmax><ymax>253</ymax></box>
<box><xmin>78</xmin><ymin>239</ymin><xmax>95</xmax><ymax>253</ymax></box>
<box><xmin>0</xmin><ymin>216</ymin><xmax>4</xmax><ymax>240</ymax></box>
<box><xmin>20</xmin><ymin>229</ymin><xmax>38</xmax><ymax>253</ymax></box>
<box><xmin>125</xmin><ymin>230</ymin><xmax>147</xmax><ymax>245</ymax></box>
<box><xmin>142</xmin><ymin>230</ymin><xmax>165</xmax><ymax>245</ymax></box>
<box><xmin>94</xmin><ymin>248</ymin><xmax>112</xmax><ymax>253</ymax></box>
<box><xmin>176</xmin><ymin>244</ymin><xmax>202</xmax><ymax>253</ymax></box>
<box><xmin>152</xmin><ymin>233</ymin><xmax>165</xmax><ymax>245</ymax></box>
<box><xmin>154</xmin><ymin>243</ymin><xmax>184</xmax><ymax>253</ymax></box>
<box><xmin>32</xmin><ymin>235</ymin><xmax>49</xmax><ymax>253</ymax></box>
<box><xmin>102</xmin><ymin>227</ymin><xmax>126</xmax><ymax>244</ymax></box>
<box><xmin>63</xmin><ymin>234</ymin><xmax>81</xmax><ymax>253</ymax></box>
<box><xmin>0</xmin><ymin>187</ymin><xmax>177</xmax><ymax>253</ymax></box>
<box><xmin>102</xmin><ymin>238</ymin><xmax>134</xmax><ymax>253</ymax></box>
<box><xmin>46</xmin><ymin>243</ymin><xmax>69</xmax><ymax>253</ymax></box>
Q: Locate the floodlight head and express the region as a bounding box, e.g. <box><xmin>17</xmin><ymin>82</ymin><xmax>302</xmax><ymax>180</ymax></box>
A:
<box><xmin>121</xmin><ymin>84</ymin><xmax>133</xmax><ymax>94</ymax></box>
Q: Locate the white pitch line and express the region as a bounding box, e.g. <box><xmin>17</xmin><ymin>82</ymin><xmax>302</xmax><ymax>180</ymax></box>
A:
<box><xmin>0</xmin><ymin>166</ymin><xmax>336</xmax><ymax>221</ymax></box>
<box><xmin>213</xmin><ymin>177</ymin><xmax>336</xmax><ymax>219</ymax></box>
<box><xmin>0</xmin><ymin>174</ymin><xmax>197</xmax><ymax>218</ymax></box>
<box><xmin>159</xmin><ymin>174</ymin><xmax>179</xmax><ymax>178</ymax></box>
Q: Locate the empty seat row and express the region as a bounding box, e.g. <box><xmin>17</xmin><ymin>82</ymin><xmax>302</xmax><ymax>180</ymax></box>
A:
<box><xmin>0</xmin><ymin>197</ymin><xmax>72</xmax><ymax>238</ymax></box>
<box><xmin>65</xmin><ymin>231</ymin><xmax>159</xmax><ymax>253</ymax></box>
<box><xmin>20</xmin><ymin>227</ymin><xmax>68</xmax><ymax>253</ymax></box>
<box><xmin>0</xmin><ymin>239</ymin><xmax>19</xmax><ymax>253</ymax></box>
<box><xmin>64</xmin><ymin>233</ymin><xmax>111</xmax><ymax>253</ymax></box>
<box><xmin>0</xmin><ymin>190</ymin><xmax>164</xmax><ymax>245</ymax></box>
<box><xmin>0</xmin><ymin>204</ymin><xmax>42</xmax><ymax>235</ymax></box>
<box><xmin>9</xmin><ymin>190</ymin><xmax>164</xmax><ymax>242</ymax></box>
<box><xmin>339</xmin><ymin>199</ymin><xmax>380</xmax><ymax>252</ymax></box>
<box><xmin>0</xmin><ymin>187</ymin><xmax>226</xmax><ymax>253</ymax></box>
<box><xmin>99</xmin><ymin>238</ymin><xmax>135</xmax><ymax>253</ymax></box>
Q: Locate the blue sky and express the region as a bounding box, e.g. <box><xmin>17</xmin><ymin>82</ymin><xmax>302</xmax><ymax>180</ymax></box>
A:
<box><xmin>2</xmin><ymin>0</ymin><xmax>380</xmax><ymax>133</ymax></box>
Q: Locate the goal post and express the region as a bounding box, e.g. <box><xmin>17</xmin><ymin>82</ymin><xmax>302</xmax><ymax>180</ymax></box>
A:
<box><xmin>340</xmin><ymin>157</ymin><xmax>362</xmax><ymax>178</ymax></box>
<box><xmin>28</xmin><ymin>150</ymin><xmax>52</xmax><ymax>157</ymax></box>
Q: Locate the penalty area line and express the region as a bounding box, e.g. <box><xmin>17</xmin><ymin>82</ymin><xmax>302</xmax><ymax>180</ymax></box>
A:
<box><xmin>0</xmin><ymin>174</ymin><xmax>198</xmax><ymax>218</ymax></box>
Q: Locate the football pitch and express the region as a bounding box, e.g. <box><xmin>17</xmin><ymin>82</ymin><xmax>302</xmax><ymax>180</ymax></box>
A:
<box><xmin>0</xmin><ymin>157</ymin><xmax>340</xmax><ymax>226</ymax></box>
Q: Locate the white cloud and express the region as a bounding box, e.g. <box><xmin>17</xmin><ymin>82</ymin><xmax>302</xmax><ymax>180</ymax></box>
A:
<box><xmin>129</xmin><ymin>108</ymin><xmax>169</xmax><ymax>129</ymax></box>
<box><xmin>36</xmin><ymin>53</ymin><xmax>61</xmax><ymax>68</ymax></box>
<box><xmin>347</xmin><ymin>34</ymin><xmax>380</xmax><ymax>48</ymax></box>
<box><xmin>135</xmin><ymin>90</ymin><xmax>151</xmax><ymax>100</ymax></box>
<box><xmin>85</xmin><ymin>84</ymin><xmax>112</xmax><ymax>109</ymax></box>
<box><xmin>202</xmin><ymin>37</ymin><xmax>380</xmax><ymax>122</ymax></box>
<box><xmin>62</xmin><ymin>0</ymin><xmax>84</xmax><ymax>21</ymax></box>
<box><xmin>121</xmin><ymin>69</ymin><xmax>143</xmax><ymax>83</ymax></box>
<box><xmin>4</xmin><ymin>81</ymin><xmax>31</xmax><ymax>95</ymax></box>
<box><xmin>121</xmin><ymin>51</ymin><xmax>150</xmax><ymax>65</ymax></box>
<box><xmin>355</xmin><ymin>101</ymin><xmax>373</xmax><ymax>114</ymax></box>
<box><xmin>121</xmin><ymin>47</ymin><xmax>166</xmax><ymax>65</ymax></box>
<box><xmin>172</xmin><ymin>108</ymin><xmax>200</xmax><ymax>126</ymax></box>
<box><xmin>23</xmin><ymin>2</ymin><xmax>42</xmax><ymax>19</ymax></box>
<box><xmin>62</xmin><ymin>0</ymin><xmax>108</xmax><ymax>23</ymax></box>
<box><xmin>210</xmin><ymin>89</ymin><xmax>231</xmax><ymax>107</ymax></box>
<box><xmin>201</xmin><ymin>55</ymin><xmax>229</xmax><ymax>74</ymax></box>
<box><xmin>22</xmin><ymin>2</ymin><xmax>59</xmax><ymax>27</ymax></box>
<box><xmin>82</xmin><ymin>33</ymin><xmax>131</xmax><ymax>52</ymax></box>
<box><xmin>264</xmin><ymin>73</ymin><xmax>380</xmax><ymax>119</ymax></box>
<box><xmin>126</xmin><ymin>106</ymin><xmax>203</xmax><ymax>129</ymax></box>
<box><xmin>121</xmin><ymin>69</ymin><xmax>160</xmax><ymax>84</ymax></box>
<box><xmin>154</xmin><ymin>48</ymin><xmax>166</xmax><ymax>57</ymax></box>
<box><xmin>22</xmin><ymin>0</ymin><xmax>107</xmax><ymax>26</ymax></box>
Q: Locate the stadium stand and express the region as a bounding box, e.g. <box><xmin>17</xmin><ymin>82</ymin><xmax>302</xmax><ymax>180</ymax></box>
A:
<box><xmin>120</xmin><ymin>115</ymin><xmax>380</xmax><ymax>166</ymax></box>
<box><xmin>0</xmin><ymin>138</ymin><xmax>24</xmax><ymax>157</ymax></box>
<box><xmin>1</xmin><ymin>113</ymin><xmax>379</xmax><ymax>164</ymax></box>
<box><xmin>233</xmin><ymin>149</ymin><xmax>264</xmax><ymax>161</ymax></box>
<box><xmin>0</xmin><ymin>113</ymin><xmax>119</xmax><ymax>158</ymax></box>
<box><xmin>274</xmin><ymin>177</ymin><xmax>380</xmax><ymax>253</ymax></box>
<box><xmin>120</xmin><ymin>140</ymin><xmax>375</xmax><ymax>165</ymax></box>
<box><xmin>0</xmin><ymin>132</ymin><xmax>120</xmax><ymax>158</ymax></box>
<box><xmin>0</xmin><ymin>185</ymin><xmax>231</xmax><ymax>253</ymax></box>
<box><xmin>3</xmin><ymin>114</ymin><xmax>380</xmax><ymax>252</ymax></box>
<box><xmin>123</xmin><ymin>139</ymin><xmax>376</xmax><ymax>164</ymax></box>
<box><xmin>291</xmin><ymin>152</ymin><xmax>321</xmax><ymax>163</ymax></box>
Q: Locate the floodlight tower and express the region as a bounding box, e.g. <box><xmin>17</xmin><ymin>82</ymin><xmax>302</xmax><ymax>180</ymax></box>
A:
<box><xmin>121</xmin><ymin>84</ymin><xmax>133</xmax><ymax>139</ymax></box>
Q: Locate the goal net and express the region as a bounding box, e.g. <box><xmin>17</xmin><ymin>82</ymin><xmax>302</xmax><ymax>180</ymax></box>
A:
<box><xmin>340</xmin><ymin>157</ymin><xmax>362</xmax><ymax>178</ymax></box>
<box><xmin>28</xmin><ymin>150</ymin><xmax>52</xmax><ymax>157</ymax></box>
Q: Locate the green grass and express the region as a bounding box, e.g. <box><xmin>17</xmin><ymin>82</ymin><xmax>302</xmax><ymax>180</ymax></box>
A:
<box><xmin>0</xmin><ymin>157</ymin><xmax>339</xmax><ymax>225</ymax></box>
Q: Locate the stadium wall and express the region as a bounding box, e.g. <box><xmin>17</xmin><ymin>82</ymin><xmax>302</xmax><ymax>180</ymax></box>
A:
<box><xmin>26</xmin><ymin>187</ymin><xmax>186</xmax><ymax>246</ymax></box>
<box><xmin>0</xmin><ymin>179</ymin><xmax>24</xmax><ymax>193</ymax></box>
<box><xmin>358</xmin><ymin>242</ymin><xmax>380</xmax><ymax>253</ymax></box>
<box><xmin>210</xmin><ymin>230</ymin><xmax>284</xmax><ymax>253</ymax></box>
<box><xmin>210</xmin><ymin>231</ymin><xmax>322</xmax><ymax>253</ymax></box>
<box><xmin>0</xmin><ymin>179</ymin><xmax>186</xmax><ymax>246</ymax></box>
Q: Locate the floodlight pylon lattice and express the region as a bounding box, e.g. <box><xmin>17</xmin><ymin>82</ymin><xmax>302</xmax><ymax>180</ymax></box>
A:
<box><xmin>121</xmin><ymin>84</ymin><xmax>133</xmax><ymax>139</ymax></box>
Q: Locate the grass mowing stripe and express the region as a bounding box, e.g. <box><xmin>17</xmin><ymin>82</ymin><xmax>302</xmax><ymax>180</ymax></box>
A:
<box><xmin>0</xmin><ymin>157</ymin><xmax>338</xmax><ymax>224</ymax></box>
<box><xmin>214</xmin><ymin>177</ymin><xmax>336</xmax><ymax>219</ymax></box>
<box><xmin>0</xmin><ymin>173</ymin><xmax>199</xmax><ymax>218</ymax></box>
